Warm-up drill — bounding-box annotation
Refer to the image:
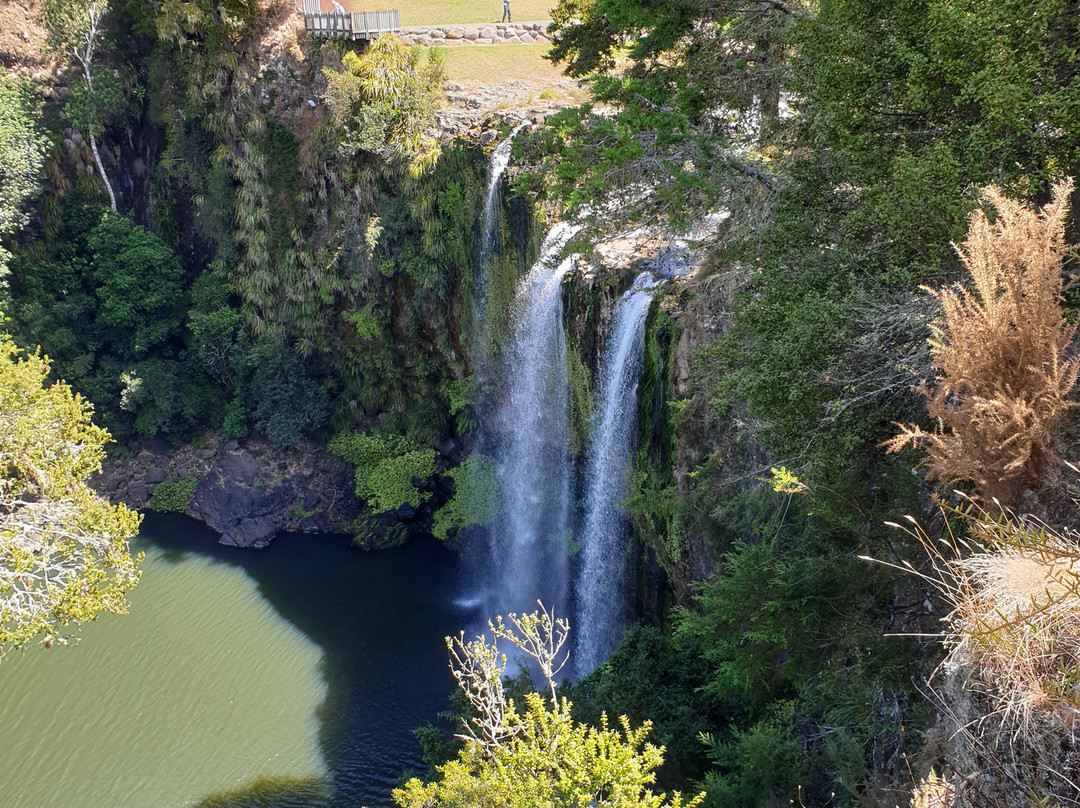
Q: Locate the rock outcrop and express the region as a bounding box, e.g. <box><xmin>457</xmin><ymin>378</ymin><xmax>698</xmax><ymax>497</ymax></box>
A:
<box><xmin>91</xmin><ymin>435</ymin><xmax>361</xmax><ymax>548</ymax></box>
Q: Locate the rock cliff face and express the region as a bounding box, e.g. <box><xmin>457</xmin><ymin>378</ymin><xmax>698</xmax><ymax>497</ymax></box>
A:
<box><xmin>92</xmin><ymin>435</ymin><xmax>361</xmax><ymax>548</ymax></box>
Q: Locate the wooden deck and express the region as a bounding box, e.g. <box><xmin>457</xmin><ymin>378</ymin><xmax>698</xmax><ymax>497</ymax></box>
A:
<box><xmin>300</xmin><ymin>0</ymin><xmax>399</xmax><ymax>40</ymax></box>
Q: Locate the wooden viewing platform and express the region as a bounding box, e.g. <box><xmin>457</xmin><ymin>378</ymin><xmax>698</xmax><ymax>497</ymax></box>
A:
<box><xmin>300</xmin><ymin>0</ymin><xmax>400</xmax><ymax>40</ymax></box>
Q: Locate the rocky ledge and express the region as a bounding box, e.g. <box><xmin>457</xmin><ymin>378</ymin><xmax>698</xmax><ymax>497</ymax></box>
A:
<box><xmin>91</xmin><ymin>435</ymin><xmax>361</xmax><ymax>549</ymax></box>
<box><xmin>439</xmin><ymin>79</ymin><xmax>587</xmax><ymax>141</ymax></box>
<box><xmin>398</xmin><ymin>21</ymin><xmax>553</xmax><ymax>47</ymax></box>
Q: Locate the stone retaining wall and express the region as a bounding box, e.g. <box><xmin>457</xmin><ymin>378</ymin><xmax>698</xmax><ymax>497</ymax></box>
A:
<box><xmin>397</xmin><ymin>20</ymin><xmax>552</xmax><ymax>47</ymax></box>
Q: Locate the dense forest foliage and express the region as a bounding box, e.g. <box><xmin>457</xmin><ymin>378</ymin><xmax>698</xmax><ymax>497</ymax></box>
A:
<box><xmin>2</xmin><ymin>0</ymin><xmax>1080</xmax><ymax>806</ymax></box>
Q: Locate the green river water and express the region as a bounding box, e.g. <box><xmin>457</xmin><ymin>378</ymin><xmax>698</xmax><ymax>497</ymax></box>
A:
<box><xmin>1</xmin><ymin>513</ymin><xmax>465</xmax><ymax>808</ymax></box>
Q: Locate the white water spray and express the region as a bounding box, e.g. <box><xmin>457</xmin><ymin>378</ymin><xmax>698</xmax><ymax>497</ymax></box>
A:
<box><xmin>475</xmin><ymin>121</ymin><xmax>529</xmax><ymax>339</ymax></box>
<box><xmin>573</xmin><ymin>272</ymin><xmax>657</xmax><ymax>674</ymax></box>
<box><xmin>486</xmin><ymin>223</ymin><xmax>580</xmax><ymax>620</ymax></box>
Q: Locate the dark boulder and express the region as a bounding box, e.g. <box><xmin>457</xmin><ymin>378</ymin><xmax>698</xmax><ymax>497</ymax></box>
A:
<box><xmin>145</xmin><ymin>466</ymin><xmax>168</xmax><ymax>485</ymax></box>
<box><xmin>220</xmin><ymin>515</ymin><xmax>277</xmax><ymax>548</ymax></box>
<box><xmin>189</xmin><ymin>468</ymin><xmax>290</xmax><ymax>539</ymax></box>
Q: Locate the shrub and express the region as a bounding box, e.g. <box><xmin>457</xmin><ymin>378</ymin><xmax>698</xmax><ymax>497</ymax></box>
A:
<box><xmin>393</xmin><ymin>605</ymin><xmax>705</xmax><ymax>808</ymax></box>
<box><xmin>328</xmin><ymin>431</ymin><xmax>435</xmax><ymax>513</ymax></box>
<box><xmin>432</xmin><ymin>453</ymin><xmax>500</xmax><ymax>541</ymax></box>
<box><xmin>885</xmin><ymin>180</ymin><xmax>1079</xmax><ymax>503</ymax></box>
<box><xmin>146</xmin><ymin>476</ymin><xmax>198</xmax><ymax>513</ymax></box>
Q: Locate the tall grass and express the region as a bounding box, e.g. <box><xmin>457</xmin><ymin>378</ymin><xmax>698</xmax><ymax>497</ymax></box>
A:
<box><xmin>873</xmin><ymin>497</ymin><xmax>1080</xmax><ymax>736</ymax></box>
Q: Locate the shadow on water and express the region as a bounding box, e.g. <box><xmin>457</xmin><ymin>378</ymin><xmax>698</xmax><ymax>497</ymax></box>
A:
<box><xmin>195</xmin><ymin>776</ymin><xmax>330</xmax><ymax>808</ymax></box>
<box><xmin>140</xmin><ymin>513</ymin><xmax>466</xmax><ymax>808</ymax></box>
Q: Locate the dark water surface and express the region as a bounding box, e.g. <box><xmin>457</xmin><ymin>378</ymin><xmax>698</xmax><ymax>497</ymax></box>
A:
<box><xmin>0</xmin><ymin>513</ymin><xmax>464</xmax><ymax>808</ymax></box>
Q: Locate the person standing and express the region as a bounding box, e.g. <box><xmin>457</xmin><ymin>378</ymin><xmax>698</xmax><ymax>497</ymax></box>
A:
<box><xmin>501</xmin><ymin>0</ymin><xmax>511</xmax><ymax>22</ymax></box>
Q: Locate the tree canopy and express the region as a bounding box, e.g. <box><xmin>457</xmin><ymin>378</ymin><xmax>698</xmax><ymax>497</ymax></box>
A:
<box><xmin>0</xmin><ymin>334</ymin><xmax>141</xmax><ymax>656</ymax></box>
<box><xmin>393</xmin><ymin>606</ymin><xmax>705</xmax><ymax>808</ymax></box>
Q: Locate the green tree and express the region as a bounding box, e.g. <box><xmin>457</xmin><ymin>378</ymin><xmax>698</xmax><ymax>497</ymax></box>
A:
<box><xmin>322</xmin><ymin>36</ymin><xmax>444</xmax><ymax>177</ymax></box>
<box><xmin>534</xmin><ymin>0</ymin><xmax>806</xmax><ymax>232</ymax></box>
<box><xmin>4</xmin><ymin>201</ymin><xmax>204</xmax><ymax>444</ymax></box>
<box><xmin>393</xmin><ymin>605</ymin><xmax>705</xmax><ymax>808</ymax></box>
<box><xmin>87</xmin><ymin>210</ymin><xmax>185</xmax><ymax>356</ymax></box>
<box><xmin>0</xmin><ymin>334</ymin><xmax>141</xmax><ymax>656</ymax></box>
<box><xmin>41</xmin><ymin>0</ymin><xmax>121</xmax><ymax>210</ymax></box>
<box><xmin>230</xmin><ymin>331</ymin><xmax>331</xmax><ymax>450</ymax></box>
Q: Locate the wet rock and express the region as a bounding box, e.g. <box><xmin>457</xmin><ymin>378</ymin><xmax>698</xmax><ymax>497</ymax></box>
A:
<box><xmin>95</xmin><ymin>437</ymin><xmax>361</xmax><ymax>548</ymax></box>
<box><xmin>145</xmin><ymin>466</ymin><xmax>168</xmax><ymax>485</ymax></box>
<box><xmin>127</xmin><ymin>483</ymin><xmax>148</xmax><ymax>504</ymax></box>
<box><xmin>437</xmin><ymin>436</ymin><xmax>461</xmax><ymax>459</ymax></box>
<box><xmin>191</xmin><ymin>469</ymin><xmax>290</xmax><ymax>537</ymax></box>
<box><xmin>220</xmin><ymin>515</ymin><xmax>277</xmax><ymax>548</ymax></box>
<box><xmin>217</xmin><ymin>451</ymin><xmax>259</xmax><ymax>487</ymax></box>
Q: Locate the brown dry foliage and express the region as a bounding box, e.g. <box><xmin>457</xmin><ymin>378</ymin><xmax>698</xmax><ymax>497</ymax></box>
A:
<box><xmin>884</xmin><ymin>180</ymin><xmax>1080</xmax><ymax>504</ymax></box>
<box><xmin>880</xmin><ymin>499</ymin><xmax>1080</xmax><ymax>737</ymax></box>
<box><xmin>910</xmin><ymin>770</ymin><xmax>954</xmax><ymax>808</ymax></box>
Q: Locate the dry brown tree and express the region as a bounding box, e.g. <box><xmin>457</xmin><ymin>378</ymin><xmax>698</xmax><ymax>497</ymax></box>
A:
<box><xmin>885</xmin><ymin>180</ymin><xmax>1080</xmax><ymax>504</ymax></box>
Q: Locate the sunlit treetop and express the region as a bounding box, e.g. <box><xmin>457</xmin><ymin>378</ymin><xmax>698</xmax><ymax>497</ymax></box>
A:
<box><xmin>0</xmin><ymin>335</ymin><xmax>142</xmax><ymax>657</ymax></box>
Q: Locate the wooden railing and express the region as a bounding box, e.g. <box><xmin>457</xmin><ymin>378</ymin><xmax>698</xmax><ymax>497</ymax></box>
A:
<box><xmin>300</xmin><ymin>2</ymin><xmax>400</xmax><ymax>40</ymax></box>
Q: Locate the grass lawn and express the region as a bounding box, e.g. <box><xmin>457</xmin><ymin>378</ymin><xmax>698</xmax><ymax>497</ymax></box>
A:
<box><xmin>439</xmin><ymin>43</ymin><xmax>565</xmax><ymax>83</ymax></box>
<box><xmin>343</xmin><ymin>0</ymin><xmax>554</xmax><ymax>26</ymax></box>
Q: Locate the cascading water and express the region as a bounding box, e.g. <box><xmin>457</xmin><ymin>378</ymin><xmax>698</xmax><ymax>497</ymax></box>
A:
<box><xmin>474</xmin><ymin>121</ymin><xmax>528</xmax><ymax>355</ymax></box>
<box><xmin>485</xmin><ymin>222</ymin><xmax>580</xmax><ymax>621</ymax></box>
<box><xmin>457</xmin><ymin>123</ymin><xmax>535</xmax><ymax>616</ymax></box>
<box><xmin>573</xmin><ymin>272</ymin><xmax>657</xmax><ymax>675</ymax></box>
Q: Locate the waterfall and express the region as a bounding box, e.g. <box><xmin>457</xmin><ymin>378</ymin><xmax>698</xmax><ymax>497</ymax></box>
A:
<box><xmin>573</xmin><ymin>272</ymin><xmax>657</xmax><ymax>675</ymax></box>
<box><xmin>485</xmin><ymin>223</ymin><xmax>580</xmax><ymax>620</ymax></box>
<box><xmin>475</xmin><ymin>121</ymin><xmax>528</xmax><ymax>351</ymax></box>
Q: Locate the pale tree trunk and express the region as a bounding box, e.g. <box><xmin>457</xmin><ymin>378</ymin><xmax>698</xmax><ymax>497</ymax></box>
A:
<box><xmin>87</xmin><ymin>129</ymin><xmax>116</xmax><ymax>211</ymax></box>
<box><xmin>75</xmin><ymin>0</ymin><xmax>117</xmax><ymax>211</ymax></box>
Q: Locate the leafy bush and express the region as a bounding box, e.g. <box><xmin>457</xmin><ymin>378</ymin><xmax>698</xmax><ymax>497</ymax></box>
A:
<box><xmin>329</xmin><ymin>431</ymin><xmax>435</xmax><ymax>513</ymax></box>
<box><xmin>146</xmin><ymin>475</ymin><xmax>198</xmax><ymax>513</ymax></box>
<box><xmin>697</xmin><ymin>702</ymin><xmax>806</xmax><ymax>808</ymax></box>
<box><xmin>563</xmin><ymin>625</ymin><xmax>715</xmax><ymax>790</ymax></box>
<box><xmin>394</xmin><ymin>606</ymin><xmax>704</xmax><ymax>808</ymax></box>
<box><xmin>322</xmin><ymin>35</ymin><xmax>444</xmax><ymax>177</ymax></box>
<box><xmin>432</xmin><ymin>453</ymin><xmax>500</xmax><ymax>541</ymax></box>
<box><xmin>86</xmin><ymin>211</ymin><xmax>185</xmax><ymax>356</ymax></box>
<box><xmin>442</xmin><ymin>376</ymin><xmax>478</xmax><ymax>436</ymax></box>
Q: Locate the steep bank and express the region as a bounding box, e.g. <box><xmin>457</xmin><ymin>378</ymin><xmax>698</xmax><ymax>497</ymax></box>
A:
<box><xmin>92</xmin><ymin>436</ymin><xmax>361</xmax><ymax>547</ymax></box>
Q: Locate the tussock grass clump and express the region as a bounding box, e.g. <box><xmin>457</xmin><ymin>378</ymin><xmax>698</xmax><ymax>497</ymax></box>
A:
<box><xmin>910</xmin><ymin>770</ymin><xmax>954</xmax><ymax>808</ymax></box>
<box><xmin>879</xmin><ymin>498</ymin><xmax>1080</xmax><ymax>736</ymax></box>
<box><xmin>885</xmin><ymin>180</ymin><xmax>1080</xmax><ymax>504</ymax></box>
